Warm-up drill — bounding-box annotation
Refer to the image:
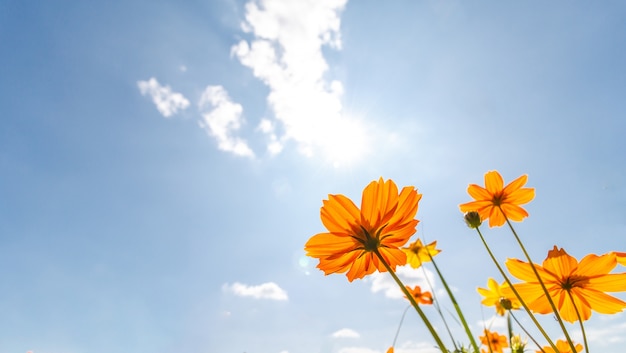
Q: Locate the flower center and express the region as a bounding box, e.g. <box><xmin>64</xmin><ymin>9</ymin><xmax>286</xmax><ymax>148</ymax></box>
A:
<box><xmin>561</xmin><ymin>275</ymin><xmax>588</xmax><ymax>290</ymax></box>
<box><xmin>359</xmin><ymin>225</ymin><xmax>382</xmax><ymax>252</ymax></box>
<box><xmin>492</xmin><ymin>192</ymin><xmax>503</xmax><ymax>206</ymax></box>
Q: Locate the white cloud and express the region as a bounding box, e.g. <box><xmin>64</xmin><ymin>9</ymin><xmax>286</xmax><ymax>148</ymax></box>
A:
<box><xmin>394</xmin><ymin>340</ymin><xmax>441</xmax><ymax>353</ymax></box>
<box><xmin>338</xmin><ymin>348</ymin><xmax>380</xmax><ymax>353</ymax></box>
<box><xmin>198</xmin><ymin>85</ymin><xmax>255</xmax><ymax>158</ymax></box>
<box><xmin>331</xmin><ymin>328</ymin><xmax>360</xmax><ymax>338</ymax></box>
<box><xmin>579</xmin><ymin>320</ymin><xmax>626</xmax><ymax>345</ymax></box>
<box><xmin>368</xmin><ymin>265</ymin><xmax>436</xmax><ymax>299</ymax></box>
<box><xmin>232</xmin><ymin>0</ymin><xmax>370</xmax><ymax>166</ymax></box>
<box><xmin>223</xmin><ymin>281</ymin><xmax>288</xmax><ymax>300</ymax></box>
<box><xmin>137</xmin><ymin>77</ymin><xmax>190</xmax><ymax>118</ymax></box>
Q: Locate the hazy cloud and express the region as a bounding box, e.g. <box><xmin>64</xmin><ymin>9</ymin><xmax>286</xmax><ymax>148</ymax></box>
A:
<box><xmin>331</xmin><ymin>328</ymin><xmax>360</xmax><ymax>338</ymax></box>
<box><xmin>198</xmin><ymin>85</ymin><xmax>255</xmax><ymax>158</ymax></box>
<box><xmin>337</xmin><ymin>348</ymin><xmax>380</xmax><ymax>353</ymax></box>
<box><xmin>137</xmin><ymin>77</ymin><xmax>190</xmax><ymax>117</ymax></box>
<box><xmin>368</xmin><ymin>265</ymin><xmax>436</xmax><ymax>299</ymax></box>
<box><xmin>223</xmin><ymin>281</ymin><xmax>288</xmax><ymax>300</ymax></box>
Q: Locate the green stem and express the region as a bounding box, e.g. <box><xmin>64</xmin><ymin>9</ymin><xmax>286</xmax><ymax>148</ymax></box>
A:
<box><xmin>373</xmin><ymin>249</ymin><xmax>448</xmax><ymax>353</ymax></box>
<box><xmin>567</xmin><ymin>291</ymin><xmax>588</xmax><ymax>353</ymax></box>
<box><xmin>427</xmin><ymin>253</ymin><xmax>481</xmax><ymax>353</ymax></box>
<box><xmin>503</xmin><ymin>216</ymin><xmax>578</xmax><ymax>353</ymax></box>
<box><xmin>474</xmin><ymin>226</ymin><xmax>558</xmax><ymax>352</ymax></box>
<box><xmin>419</xmin><ymin>263</ymin><xmax>459</xmax><ymax>351</ymax></box>
<box><xmin>392</xmin><ymin>305</ymin><xmax>411</xmax><ymax>347</ymax></box>
<box><xmin>509</xmin><ymin>311</ymin><xmax>545</xmax><ymax>353</ymax></box>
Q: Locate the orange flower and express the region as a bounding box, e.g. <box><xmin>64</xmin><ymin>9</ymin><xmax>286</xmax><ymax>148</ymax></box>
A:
<box><xmin>615</xmin><ymin>252</ymin><xmax>626</xmax><ymax>266</ymax></box>
<box><xmin>402</xmin><ymin>238</ymin><xmax>441</xmax><ymax>269</ymax></box>
<box><xmin>506</xmin><ymin>246</ymin><xmax>626</xmax><ymax>322</ymax></box>
<box><xmin>479</xmin><ymin>330</ymin><xmax>508</xmax><ymax>353</ymax></box>
<box><xmin>477</xmin><ymin>278</ymin><xmax>521</xmax><ymax>316</ymax></box>
<box><xmin>459</xmin><ymin>170</ymin><xmax>535</xmax><ymax>227</ymax></box>
<box><xmin>305</xmin><ymin>178</ymin><xmax>421</xmax><ymax>281</ymax></box>
<box><xmin>536</xmin><ymin>339</ymin><xmax>583</xmax><ymax>353</ymax></box>
<box><xmin>404</xmin><ymin>285</ymin><xmax>433</xmax><ymax>305</ymax></box>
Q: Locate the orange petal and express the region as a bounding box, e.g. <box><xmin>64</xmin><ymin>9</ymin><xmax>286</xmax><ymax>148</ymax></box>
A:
<box><xmin>542</xmin><ymin>247</ymin><xmax>578</xmax><ymax>278</ymax></box>
<box><xmin>320</xmin><ymin>194</ymin><xmax>360</xmax><ymax>235</ymax></box>
<box><xmin>484</xmin><ymin>170</ymin><xmax>504</xmax><ymax>194</ymax></box>
<box><xmin>505</xmin><ymin>187</ymin><xmax>535</xmax><ymax>205</ymax></box>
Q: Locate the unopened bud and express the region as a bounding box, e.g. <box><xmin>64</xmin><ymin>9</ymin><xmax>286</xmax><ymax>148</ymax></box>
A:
<box><xmin>500</xmin><ymin>297</ymin><xmax>513</xmax><ymax>310</ymax></box>
<box><xmin>464</xmin><ymin>211</ymin><xmax>482</xmax><ymax>229</ymax></box>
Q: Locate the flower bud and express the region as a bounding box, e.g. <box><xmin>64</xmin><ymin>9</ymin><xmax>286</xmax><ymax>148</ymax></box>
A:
<box><xmin>464</xmin><ymin>211</ymin><xmax>482</xmax><ymax>228</ymax></box>
<box><xmin>499</xmin><ymin>297</ymin><xmax>513</xmax><ymax>311</ymax></box>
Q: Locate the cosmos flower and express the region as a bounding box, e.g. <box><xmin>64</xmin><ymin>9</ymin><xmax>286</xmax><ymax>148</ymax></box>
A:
<box><xmin>403</xmin><ymin>239</ymin><xmax>441</xmax><ymax>269</ymax></box>
<box><xmin>536</xmin><ymin>339</ymin><xmax>583</xmax><ymax>353</ymax></box>
<box><xmin>405</xmin><ymin>285</ymin><xmax>433</xmax><ymax>305</ymax></box>
<box><xmin>479</xmin><ymin>330</ymin><xmax>508</xmax><ymax>353</ymax></box>
<box><xmin>477</xmin><ymin>278</ymin><xmax>521</xmax><ymax>316</ymax></box>
<box><xmin>305</xmin><ymin>178</ymin><xmax>421</xmax><ymax>281</ymax></box>
<box><xmin>459</xmin><ymin>170</ymin><xmax>535</xmax><ymax>227</ymax></box>
<box><xmin>506</xmin><ymin>246</ymin><xmax>626</xmax><ymax>322</ymax></box>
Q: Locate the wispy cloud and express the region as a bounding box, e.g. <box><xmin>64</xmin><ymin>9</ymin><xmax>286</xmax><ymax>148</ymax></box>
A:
<box><xmin>331</xmin><ymin>328</ymin><xmax>360</xmax><ymax>338</ymax></box>
<box><xmin>198</xmin><ymin>85</ymin><xmax>255</xmax><ymax>158</ymax></box>
<box><xmin>394</xmin><ymin>340</ymin><xmax>442</xmax><ymax>353</ymax></box>
<box><xmin>231</xmin><ymin>0</ymin><xmax>369</xmax><ymax>166</ymax></box>
<box><xmin>223</xmin><ymin>281</ymin><xmax>288</xmax><ymax>300</ymax></box>
<box><xmin>137</xmin><ymin>77</ymin><xmax>190</xmax><ymax>118</ymax></box>
<box><xmin>368</xmin><ymin>265</ymin><xmax>436</xmax><ymax>299</ymax></box>
<box><xmin>337</xmin><ymin>348</ymin><xmax>380</xmax><ymax>353</ymax></box>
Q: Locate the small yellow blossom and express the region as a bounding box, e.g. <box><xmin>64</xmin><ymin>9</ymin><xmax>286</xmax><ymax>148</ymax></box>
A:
<box><xmin>402</xmin><ymin>239</ymin><xmax>441</xmax><ymax>268</ymax></box>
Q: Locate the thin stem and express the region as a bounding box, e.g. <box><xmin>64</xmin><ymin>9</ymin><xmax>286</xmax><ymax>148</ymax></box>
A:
<box><xmin>509</xmin><ymin>311</ymin><xmax>545</xmax><ymax>353</ymax></box>
<box><xmin>427</xmin><ymin>253</ymin><xmax>481</xmax><ymax>353</ymax></box>
<box><xmin>373</xmin><ymin>249</ymin><xmax>448</xmax><ymax>353</ymax></box>
<box><xmin>567</xmin><ymin>291</ymin><xmax>589</xmax><ymax>353</ymax></box>
<box><xmin>503</xmin><ymin>216</ymin><xmax>578</xmax><ymax>353</ymax></box>
<box><xmin>419</xmin><ymin>263</ymin><xmax>459</xmax><ymax>351</ymax></box>
<box><xmin>392</xmin><ymin>305</ymin><xmax>411</xmax><ymax>347</ymax></box>
<box><xmin>474</xmin><ymin>226</ymin><xmax>558</xmax><ymax>352</ymax></box>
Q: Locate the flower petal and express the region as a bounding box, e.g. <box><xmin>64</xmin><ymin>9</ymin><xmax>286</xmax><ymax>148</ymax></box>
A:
<box><xmin>484</xmin><ymin>170</ymin><xmax>504</xmax><ymax>194</ymax></box>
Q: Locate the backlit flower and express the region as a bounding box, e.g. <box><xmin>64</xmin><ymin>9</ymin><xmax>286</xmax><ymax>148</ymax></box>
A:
<box><xmin>510</xmin><ymin>335</ymin><xmax>526</xmax><ymax>353</ymax></box>
<box><xmin>615</xmin><ymin>252</ymin><xmax>626</xmax><ymax>266</ymax></box>
<box><xmin>459</xmin><ymin>171</ymin><xmax>535</xmax><ymax>227</ymax></box>
<box><xmin>402</xmin><ymin>239</ymin><xmax>441</xmax><ymax>269</ymax></box>
<box><xmin>536</xmin><ymin>339</ymin><xmax>583</xmax><ymax>353</ymax></box>
<box><xmin>477</xmin><ymin>278</ymin><xmax>521</xmax><ymax>316</ymax></box>
<box><xmin>405</xmin><ymin>285</ymin><xmax>433</xmax><ymax>305</ymax></box>
<box><xmin>506</xmin><ymin>246</ymin><xmax>626</xmax><ymax>322</ymax></box>
<box><xmin>305</xmin><ymin>178</ymin><xmax>421</xmax><ymax>282</ymax></box>
<box><xmin>479</xmin><ymin>330</ymin><xmax>508</xmax><ymax>353</ymax></box>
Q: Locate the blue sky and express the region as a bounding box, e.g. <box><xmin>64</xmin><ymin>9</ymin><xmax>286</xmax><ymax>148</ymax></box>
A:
<box><xmin>1</xmin><ymin>0</ymin><xmax>626</xmax><ymax>352</ymax></box>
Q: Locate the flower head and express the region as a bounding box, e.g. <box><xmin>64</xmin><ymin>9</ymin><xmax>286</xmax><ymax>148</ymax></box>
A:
<box><xmin>536</xmin><ymin>339</ymin><xmax>583</xmax><ymax>353</ymax></box>
<box><xmin>305</xmin><ymin>178</ymin><xmax>421</xmax><ymax>281</ymax></box>
<box><xmin>404</xmin><ymin>285</ymin><xmax>433</xmax><ymax>305</ymax></box>
<box><xmin>459</xmin><ymin>171</ymin><xmax>535</xmax><ymax>227</ymax></box>
<box><xmin>479</xmin><ymin>330</ymin><xmax>508</xmax><ymax>353</ymax></box>
<box><xmin>510</xmin><ymin>335</ymin><xmax>526</xmax><ymax>353</ymax></box>
<box><xmin>506</xmin><ymin>246</ymin><xmax>626</xmax><ymax>322</ymax></box>
<box><xmin>402</xmin><ymin>239</ymin><xmax>441</xmax><ymax>269</ymax></box>
<box><xmin>477</xmin><ymin>278</ymin><xmax>521</xmax><ymax>316</ymax></box>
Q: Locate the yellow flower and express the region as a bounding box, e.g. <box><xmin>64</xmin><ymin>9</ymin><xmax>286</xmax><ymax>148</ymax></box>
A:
<box><xmin>506</xmin><ymin>246</ymin><xmax>626</xmax><ymax>322</ymax></box>
<box><xmin>402</xmin><ymin>239</ymin><xmax>441</xmax><ymax>268</ymax></box>
<box><xmin>305</xmin><ymin>178</ymin><xmax>422</xmax><ymax>282</ymax></box>
<box><xmin>536</xmin><ymin>339</ymin><xmax>583</xmax><ymax>353</ymax></box>
<box><xmin>477</xmin><ymin>278</ymin><xmax>521</xmax><ymax>316</ymax></box>
<box><xmin>459</xmin><ymin>170</ymin><xmax>535</xmax><ymax>227</ymax></box>
<box><xmin>510</xmin><ymin>335</ymin><xmax>526</xmax><ymax>353</ymax></box>
<box><xmin>404</xmin><ymin>285</ymin><xmax>433</xmax><ymax>305</ymax></box>
<box><xmin>479</xmin><ymin>330</ymin><xmax>508</xmax><ymax>353</ymax></box>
